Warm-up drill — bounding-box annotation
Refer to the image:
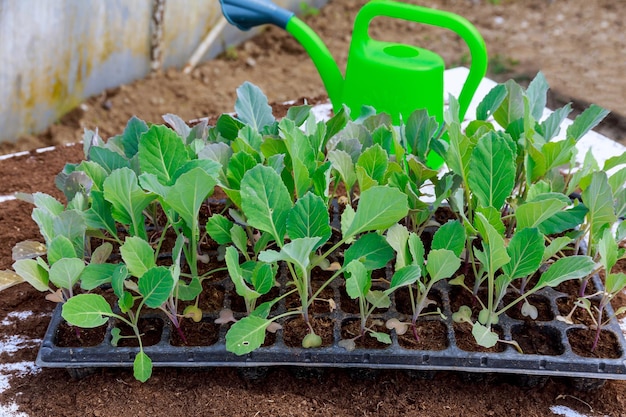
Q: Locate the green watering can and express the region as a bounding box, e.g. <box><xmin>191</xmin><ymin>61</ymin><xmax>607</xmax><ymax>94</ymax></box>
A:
<box><xmin>219</xmin><ymin>0</ymin><xmax>488</xmax><ymax>167</ymax></box>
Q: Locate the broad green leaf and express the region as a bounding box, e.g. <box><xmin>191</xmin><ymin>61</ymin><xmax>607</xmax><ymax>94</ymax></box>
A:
<box><xmin>235</xmin><ymin>82</ymin><xmax>275</xmax><ymax>131</ymax></box>
<box><xmin>355</xmin><ymin>166</ymin><xmax>378</xmax><ymax>192</ymax></box>
<box><xmin>604</xmin><ymin>153</ymin><xmax>626</xmax><ymax>171</ymax></box>
<box><xmin>476</xmin><ymin>83</ymin><xmax>507</xmax><ymax>121</ymax></box>
<box><xmin>206</xmin><ymin>214</ymin><xmax>234</xmax><ymax>245</ymax></box>
<box><xmin>475</xmin><ymin>206</ymin><xmax>506</xmax><ymax>236</ymax></box>
<box><xmin>251</xmin><ymin>262</ymin><xmax>274</xmax><ymax>295</ymax></box>
<box><xmin>493</xmin><ymin>80</ymin><xmax>524</xmax><ymax>128</ymax></box>
<box><xmin>472</xmin><ymin>322</ymin><xmax>498</xmax><ymax>348</ymax></box>
<box><xmin>543</xmin><ymin>236</ymin><xmax>573</xmax><ymax>262</ymax></box>
<box><xmin>344</xmin><ymin>233</ymin><xmax>394</xmax><ymax>270</ymax></box>
<box><xmin>111</xmin><ymin>264</ymin><xmax>129</xmax><ymax>299</ymax></box>
<box><xmin>606</xmin><ymin>273</ymin><xmax>626</xmax><ymax>295</ymax></box>
<box><xmin>536</xmin><ymin>256</ymin><xmax>595</xmax><ymax>289</ymax></box>
<box><xmin>177</xmin><ymin>277</ymin><xmax>203</xmax><ymax>301</ymax></box>
<box><xmin>89</xmin><ymin>147</ymin><xmax>130</xmax><ymax>174</ymax></box>
<box><xmin>286</xmin><ymin>192</ymin><xmax>331</xmax><ymax>249</ymax></box>
<box><xmin>328</xmin><ymin>149</ymin><xmax>357</xmax><ymax>192</ymax></box>
<box><xmin>286</xmin><ymin>104</ymin><xmax>312</xmax><ymax>126</ymax></box>
<box><xmin>225</xmin><ymin>315</ymin><xmax>271</xmax><ymax>355</ymax></box>
<box><xmin>120</xmin><ymin>237</ymin><xmax>155</xmax><ymax>278</ymax></box>
<box><xmin>404</xmin><ymin>109</ymin><xmax>439</xmax><ymax>157</ymax></box>
<box><xmin>133</xmin><ymin>351</ymin><xmax>152</xmax><ymax>383</ymax></box>
<box><xmin>103</xmin><ymin>167</ymin><xmax>155</xmax><ymax>238</ymax></box>
<box><xmin>47</xmin><ymin>236</ymin><xmax>77</xmax><ymax>265</ymax></box>
<box><xmin>408</xmin><ymin>233</ymin><xmax>425</xmax><ymax>269</ymax></box>
<box><xmin>62</xmin><ymin>294</ymin><xmax>113</xmax><ymax>328</ymax></box>
<box><xmin>516</xmin><ymin>198</ymin><xmax>568</xmax><ymax>230</ymax></box>
<box><xmin>540</xmin><ymin>104</ymin><xmax>572</xmax><ymax>142</ymax></box>
<box><xmin>386</xmin><ymin>223</ymin><xmax>410</xmax><ymax>269</ymax></box>
<box><xmin>84</xmin><ymin>191</ymin><xmax>117</xmax><ymax>238</ymax></box>
<box><xmin>164</xmin><ymin>167</ymin><xmax>217</xmax><ymax>235</ymax></box>
<box><xmin>340</xmin><ymin>205</ymin><xmax>356</xmax><ymax>243</ymax></box>
<box><xmin>258</xmin><ymin>237</ymin><xmax>321</xmax><ymax>275</ymax></box>
<box><xmin>226</xmin><ymin>246</ymin><xmax>259</xmax><ymax>301</ymax></box>
<box><xmin>52</xmin><ymin>210</ymin><xmax>87</xmax><ymax>256</ymax></box>
<box><xmin>91</xmin><ymin>242</ymin><xmax>113</xmax><ymax>265</ymax></box>
<box><xmin>12</xmin><ymin>259</ymin><xmax>49</xmax><ymax>292</ymax></box>
<box><xmin>120</xmin><ymin>116</ymin><xmax>149</xmax><ymax>158</ymax></box>
<box><xmin>216</xmin><ymin>113</ymin><xmax>245</xmax><ymax>141</ymax></box>
<box><xmin>388</xmin><ymin>265</ymin><xmax>420</xmax><ymax>292</ymax></box>
<box><xmin>345</xmin><ymin>260</ymin><xmax>370</xmax><ymax>300</ymax></box>
<box><xmin>344</xmin><ymin>186</ymin><xmax>408</xmax><ymax>238</ymax></box>
<box><xmin>198</xmin><ymin>142</ymin><xmax>232</xmax><ymax>182</ymax></box>
<box><xmin>431</xmin><ymin>220</ymin><xmax>466</xmax><ymax>257</ymax></box>
<box><xmin>538</xmin><ymin>204</ymin><xmax>588</xmax><ymax>235</ymax></box>
<box><xmin>502</xmin><ymin>228</ymin><xmax>544</xmax><ymax>281</ymax></box>
<box><xmin>567</xmin><ymin>104</ymin><xmax>610</xmax><ymax>142</ymax></box>
<box><xmin>137</xmin><ymin>266</ymin><xmax>174</xmax><ymax>308</ymax></box>
<box><xmin>608</xmin><ymin>167</ymin><xmax>626</xmax><ymax>195</ymax></box>
<box><xmin>366</xmin><ymin>290</ymin><xmax>391</xmax><ymax>309</ymax></box>
<box><xmin>426</xmin><ymin>249</ymin><xmax>461</xmax><ymax>282</ymax></box>
<box><xmin>468</xmin><ymin>132</ymin><xmax>515</xmax><ymax>210</ymax></box>
<box><xmin>138</xmin><ymin>125</ymin><xmax>188</xmax><ymax>185</ymax></box>
<box><xmin>582</xmin><ymin>172</ymin><xmax>616</xmax><ymax>245</ymax></box>
<box><xmin>80</xmin><ymin>263</ymin><xmax>117</xmax><ymax>290</ymax></box>
<box><xmin>49</xmin><ymin>257</ymin><xmax>84</xmax><ymax>290</ymax></box>
<box><xmin>598</xmin><ymin>228</ymin><xmax>618</xmax><ymax>273</ymax></box>
<box><xmin>231</xmin><ymin>224</ymin><xmax>248</xmax><ymax>255</ymax></box>
<box><xmin>474</xmin><ymin>213</ymin><xmax>510</xmax><ymax>274</ymax></box>
<box><xmin>162</xmin><ymin>113</ymin><xmax>191</xmax><ymax>143</ymax></box>
<box><xmin>443</xmin><ymin>123</ymin><xmax>472</xmax><ymax>183</ymax></box>
<box><xmin>240</xmin><ymin>165</ymin><xmax>292</xmax><ymax>245</ymax></box>
<box><xmin>369</xmin><ymin>331</ymin><xmax>392</xmax><ymax>344</ymax></box>
<box><xmin>526</xmin><ymin>72</ymin><xmax>549</xmax><ymax>120</ymax></box>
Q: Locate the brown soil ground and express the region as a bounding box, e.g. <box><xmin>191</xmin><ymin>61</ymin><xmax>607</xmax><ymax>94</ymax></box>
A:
<box><xmin>2</xmin><ymin>1</ymin><xmax>626</xmax><ymax>416</ymax></box>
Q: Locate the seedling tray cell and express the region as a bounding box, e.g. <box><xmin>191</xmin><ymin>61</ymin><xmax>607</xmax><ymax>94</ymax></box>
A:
<box><xmin>37</xmin><ymin>267</ymin><xmax>626</xmax><ymax>381</ymax></box>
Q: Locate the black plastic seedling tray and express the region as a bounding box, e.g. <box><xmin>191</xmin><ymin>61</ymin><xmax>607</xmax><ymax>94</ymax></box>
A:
<box><xmin>37</xmin><ymin>265</ymin><xmax>626</xmax><ymax>383</ymax></box>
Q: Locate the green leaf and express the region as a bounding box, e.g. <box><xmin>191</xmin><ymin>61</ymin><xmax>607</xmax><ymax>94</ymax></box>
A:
<box><xmin>426</xmin><ymin>249</ymin><xmax>461</xmax><ymax>282</ymax></box>
<box><xmin>235</xmin><ymin>82</ymin><xmax>275</xmax><ymax>131</ymax></box>
<box><xmin>476</xmin><ymin>84</ymin><xmax>507</xmax><ymax>121</ymax></box>
<box><xmin>516</xmin><ymin>198</ymin><xmax>568</xmax><ymax>230</ymax></box>
<box><xmin>443</xmin><ymin>123</ymin><xmax>472</xmax><ymax>182</ymax></box>
<box><xmin>47</xmin><ymin>236</ymin><xmax>77</xmax><ymax>265</ymax></box>
<box><xmin>84</xmin><ymin>191</ymin><xmax>118</xmax><ymax>238</ymax></box>
<box><xmin>258</xmin><ymin>237</ymin><xmax>321</xmax><ymax>275</ymax></box>
<box><xmin>80</xmin><ymin>263</ymin><xmax>117</xmax><ymax>290</ymax></box>
<box><xmin>231</xmin><ymin>224</ymin><xmax>248</xmax><ymax>255</ymax></box>
<box><xmin>89</xmin><ymin>147</ymin><xmax>130</xmax><ymax>174</ymax></box>
<box><xmin>111</xmin><ymin>264</ymin><xmax>129</xmax><ymax>299</ymax></box>
<box><xmin>356</xmin><ymin>144</ymin><xmax>388</xmax><ymax>184</ymax></box>
<box><xmin>538</xmin><ymin>204</ymin><xmax>588</xmax><ymax>235</ymax></box>
<box><xmin>176</xmin><ymin>277</ymin><xmax>203</xmax><ymax>301</ymax></box>
<box><xmin>164</xmin><ymin>167</ymin><xmax>217</xmax><ymax>235</ymax></box>
<box><xmin>103</xmin><ymin>167</ymin><xmax>155</xmax><ymax>238</ymax></box>
<box><xmin>345</xmin><ymin>260</ymin><xmax>370</xmax><ymax>300</ymax></box>
<box><xmin>369</xmin><ymin>331</ymin><xmax>392</xmax><ymax>344</ymax></box>
<box><xmin>536</xmin><ymin>256</ymin><xmax>595</xmax><ymax>288</ymax></box>
<box><xmin>62</xmin><ymin>294</ymin><xmax>113</xmax><ymax>328</ymax></box>
<box><xmin>468</xmin><ymin>131</ymin><xmax>515</xmax><ymax>210</ymax></box>
<box><xmin>241</xmin><ymin>165</ymin><xmax>292</xmax><ymax>245</ymax></box>
<box><xmin>475</xmin><ymin>206</ymin><xmax>505</xmax><ymax>236</ymax></box>
<box><xmin>567</xmin><ymin>104</ymin><xmax>610</xmax><ymax>142</ymax></box>
<box><xmin>138</xmin><ymin>125</ymin><xmax>188</xmax><ymax>185</ymax></box>
<box><xmin>138</xmin><ymin>266</ymin><xmax>174</xmax><ymax>308</ymax></box>
<box><xmin>540</xmin><ymin>104</ymin><xmax>572</xmax><ymax>141</ymax></box>
<box><xmin>49</xmin><ymin>258</ymin><xmax>85</xmax><ymax>290</ymax></box>
<box><xmin>344</xmin><ymin>233</ymin><xmax>394</xmax><ymax>270</ymax></box>
<box><xmin>502</xmin><ymin>228</ymin><xmax>544</xmax><ymax>281</ymax></box>
<box><xmin>206</xmin><ymin>214</ymin><xmax>234</xmax><ymax>245</ymax></box>
<box><xmin>251</xmin><ymin>262</ymin><xmax>274</xmax><ymax>295</ymax></box>
<box><xmin>404</xmin><ymin>109</ymin><xmax>439</xmax><ymax>157</ymax></box>
<box><xmin>344</xmin><ymin>186</ymin><xmax>408</xmax><ymax>238</ymax></box>
<box><xmin>388</xmin><ymin>265</ymin><xmax>420</xmax><ymax>292</ymax></box>
<box><xmin>133</xmin><ymin>351</ymin><xmax>152</xmax><ymax>383</ymax></box>
<box><xmin>431</xmin><ymin>220</ymin><xmax>466</xmax><ymax>257</ymax></box>
<box><xmin>120</xmin><ymin>237</ymin><xmax>155</xmax><ymax>278</ymax></box>
<box><xmin>582</xmin><ymin>172</ymin><xmax>616</xmax><ymax>245</ymax></box>
<box><xmin>408</xmin><ymin>233</ymin><xmax>425</xmax><ymax>269</ymax></box>
<box><xmin>13</xmin><ymin>259</ymin><xmax>49</xmax><ymax>292</ymax></box>
<box><xmin>598</xmin><ymin>228</ymin><xmax>618</xmax><ymax>273</ymax></box>
<box><xmin>216</xmin><ymin>114</ymin><xmax>245</xmax><ymax>141</ymax></box>
<box><xmin>525</xmin><ymin>72</ymin><xmax>549</xmax><ymax>120</ymax></box>
<box><xmin>472</xmin><ymin>322</ymin><xmax>499</xmax><ymax>348</ymax></box>
<box><xmin>226</xmin><ymin>246</ymin><xmax>260</xmax><ymax>301</ymax></box>
<box><xmin>543</xmin><ymin>236</ymin><xmax>573</xmax><ymax>262</ymax></box>
<box><xmin>606</xmin><ymin>273</ymin><xmax>626</xmax><ymax>295</ymax></box>
<box><xmin>328</xmin><ymin>149</ymin><xmax>357</xmax><ymax>192</ymax></box>
<box><xmin>225</xmin><ymin>315</ymin><xmax>271</xmax><ymax>355</ymax></box>
<box><xmin>493</xmin><ymin>80</ymin><xmax>524</xmax><ymax>128</ymax></box>
<box><xmin>385</xmin><ymin>224</ymin><xmax>410</xmax><ymax>269</ymax></box>
<box><xmin>120</xmin><ymin>116</ymin><xmax>149</xmax><ymax>158</ymax></box>
<box><xmin>286</xmin><ymin>192</ymin><xmax>331</xmax><ymax>249</ymax></box>
<box><xmin>474</xmin><ymin>213</ymin><xmax>510</xmax><ymax>274</ymax></box>
<box><xmin>286</xmin><ymin>105</ymin><xmax>312</xmax><ymax>126</ymax></box>
<box><xmin>91</xmin><ymin>242</ymin><xmax>113</xmax><ymax>265</ymax></box>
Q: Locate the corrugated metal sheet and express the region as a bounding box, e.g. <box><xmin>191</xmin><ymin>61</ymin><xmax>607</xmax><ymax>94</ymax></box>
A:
<box><xmin>0</xmin><ymin>0</ymin><xmax>325</xmax><ymax>143</ymax></box>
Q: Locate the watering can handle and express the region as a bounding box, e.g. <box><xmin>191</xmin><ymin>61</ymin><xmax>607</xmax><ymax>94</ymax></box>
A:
<box><xmin>352</xmin><ymin>0</ymin><xmax>488</xmax><ymax>120</ymax></box>
<box><xmin>219</xmin><ymin>0</ymin><xmax>293</xmax><ymax>30</ymax></box>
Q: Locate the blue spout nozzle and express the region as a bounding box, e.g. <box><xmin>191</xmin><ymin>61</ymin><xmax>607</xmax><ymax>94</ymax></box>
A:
<box><xmin>219</xmin><ymin>0</ymin><xmax>294</xmax><ymax>30</ymax></box>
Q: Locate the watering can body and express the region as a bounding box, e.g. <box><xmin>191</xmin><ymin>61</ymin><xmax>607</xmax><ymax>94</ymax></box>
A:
<box><xmin>219</xmin><ymin>0</ymin><xmax>488</xmax><ymax>167</ymax></box>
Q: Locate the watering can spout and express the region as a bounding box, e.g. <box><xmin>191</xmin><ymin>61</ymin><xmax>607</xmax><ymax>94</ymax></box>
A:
<box><xmin>219</xmin><ymin>0</ymin><xmax>344</xmax><ymax>106</ymax></box>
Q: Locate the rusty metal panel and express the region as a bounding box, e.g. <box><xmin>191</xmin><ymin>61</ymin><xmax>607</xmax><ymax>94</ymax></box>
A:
<box><xmin>0</xmin><ymin>0</ymin><xmax>326</xmax><ymax>143</ymax></box>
